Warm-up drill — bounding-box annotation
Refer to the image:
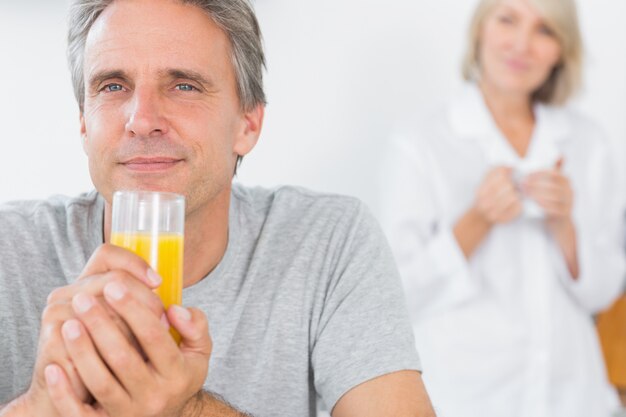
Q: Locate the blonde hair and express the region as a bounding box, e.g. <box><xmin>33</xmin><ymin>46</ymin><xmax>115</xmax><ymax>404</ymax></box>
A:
<box><xmin>461</xmin><ymin>0</ymin><xmax>583</xmax><ymax>105</ymax></box>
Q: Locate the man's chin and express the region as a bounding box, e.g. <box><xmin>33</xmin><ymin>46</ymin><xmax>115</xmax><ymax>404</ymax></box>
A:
<box><xmin>106</xmin><ymin>179</ymin><xmax>187</xmax><ymax>198</ymax></box>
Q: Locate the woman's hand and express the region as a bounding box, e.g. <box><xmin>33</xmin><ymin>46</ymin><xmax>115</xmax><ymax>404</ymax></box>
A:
<box><xmin>523</xmin><ymin>159</ymin><xmax>579</xmax><ymax>278</ymax></box>
<box><xmin>522</xmin><ymin>159</ymin><xmax>573</xmax><ymax>234</ymax></box>
<box><xmin>473</xmin><ymin>166</ymin><xmax>523</xmax><ymax>225</ymax></box>
<box><xmin>454</xmin><ymin>166</ymin><xmax>522</xmax><ymax>259</ymax></box>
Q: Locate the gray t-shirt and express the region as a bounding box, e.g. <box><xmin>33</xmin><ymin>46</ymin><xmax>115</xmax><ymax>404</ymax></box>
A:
<box><xmin>0</xmin><ymin>184</ymin><xmax>420</xmax><ymax>416</ymax></box>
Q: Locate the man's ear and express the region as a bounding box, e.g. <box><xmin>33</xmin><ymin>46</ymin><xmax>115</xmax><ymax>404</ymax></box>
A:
<box><xmin>233</xmin><ymin>104</ymin><xmax>264</xmax><ymax>157</ymax></box>
<box><xmin>80</xmin><ymin>113</ymin><xmax>88</xmax><ymax>155</ymax></box>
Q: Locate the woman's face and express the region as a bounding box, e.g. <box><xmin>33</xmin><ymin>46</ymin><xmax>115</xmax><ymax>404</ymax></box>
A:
<box><xmin>478</xmin><ymin>0</ymin><xmax>562</xmax><ymax>98</ymax></box>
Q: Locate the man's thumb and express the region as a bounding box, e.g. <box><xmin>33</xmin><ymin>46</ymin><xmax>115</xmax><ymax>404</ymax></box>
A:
<box><xmin>168</xmin><ymin>305</ymin><xmax>212</xmax><ymax>356</ymax></box>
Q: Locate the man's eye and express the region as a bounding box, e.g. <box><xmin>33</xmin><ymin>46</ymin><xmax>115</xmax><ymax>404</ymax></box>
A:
<box><xmin>176</xmin><ymin>83</ymin><xmax>196</xmax><ymax>92</ymax></box>
<box><xmin>103</xmin><ymin>84</ymin><xmax>124</xmax><ymax>92</ymax></box>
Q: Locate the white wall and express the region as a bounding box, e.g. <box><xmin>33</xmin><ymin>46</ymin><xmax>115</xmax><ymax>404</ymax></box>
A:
<box><xmin>1</xmin><ymin>0</ymin><xmax>625</xmax><ymax>218</ymax></box>
<box><xmin>0</xmin><ymin>1</ymin><xmax>93</xmax><ymax>200</ymax></box>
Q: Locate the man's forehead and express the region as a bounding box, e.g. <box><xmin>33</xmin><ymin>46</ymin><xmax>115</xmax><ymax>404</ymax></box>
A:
<box><xmin>84</xmin><ymin>0</ymin><xmax>228</xmax><ymax>57</ymax></box>
<box><xmin>83</xmin><ymin>0</ymin><xmax>231</xmax><ymax>77</ymax></box>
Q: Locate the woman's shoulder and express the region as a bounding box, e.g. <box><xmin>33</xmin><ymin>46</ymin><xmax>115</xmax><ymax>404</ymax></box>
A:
<box><xmin>537</xmin><ymin>103</ymin><xmax>613</xmax><ymax>158</ymax></box>
<box><xmin>540</xmin><ymin>103</ymin><xmax>607</xmax><ymax>138</ymax></box>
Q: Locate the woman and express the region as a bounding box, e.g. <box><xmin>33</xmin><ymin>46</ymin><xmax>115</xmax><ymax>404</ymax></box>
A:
<box><xmin>380</xmin><ymin>0</ymin><xmax>625</xmax><ymax>416</ymax></box>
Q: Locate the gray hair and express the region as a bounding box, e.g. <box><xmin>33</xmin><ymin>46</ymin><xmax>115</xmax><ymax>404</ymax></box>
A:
<box><xmin>67</xmin><ymin>0</ymin><xmax>266</xmax><ymax>113</ymax></box>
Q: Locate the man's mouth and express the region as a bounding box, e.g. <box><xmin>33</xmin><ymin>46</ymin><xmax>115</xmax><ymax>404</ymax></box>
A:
<box><xmin>121</xmin><ymin>157</ymin><xmax>184</xmax><ymax>172</ymax></box>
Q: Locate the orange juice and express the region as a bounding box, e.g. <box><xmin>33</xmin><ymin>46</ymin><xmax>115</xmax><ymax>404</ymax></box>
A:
<box><xmin>110</xmin><ymin>232</ymin><xmax>184</xmax><ymax>343</ymax></box>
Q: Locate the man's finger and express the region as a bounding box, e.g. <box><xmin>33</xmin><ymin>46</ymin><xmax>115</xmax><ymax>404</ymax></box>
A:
<box><xmin>69</xmin><ymin>292</ymin><xmax>149</xmax><ymax>398</ymax></box>
<box><xmin>37</xmin><ymin>302</ymin><xmax>92</xmax><ymax>402</ymax></box>
<box><xmin>47</xmin><ymin>270</ymin><xmax>164</xmax><ymax>320</ymax></box>
<box><xmin>79</xmin><ymin>243</ymin><xmax>161</xmax><ymax>289</ymax></box>
<box><xmin>45</xmin><ymin>364</ymin><xmax>100</xmax><ymax>417</ymax></box>
<box><xmin>168</xmin><ymin>306</ymin><xmax>212</xmax><ymax>392</ymax></box>
<box><xmin>102</xmin><ymin>281</ymin><xmax>180</xmax><ymax>378</ymax></box>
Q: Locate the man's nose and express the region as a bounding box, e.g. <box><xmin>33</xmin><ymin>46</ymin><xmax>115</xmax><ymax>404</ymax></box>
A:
<box><xmin>125</xmin><ymin>89</ymin><xmax>168</xmax><ymax>137</ymax></box>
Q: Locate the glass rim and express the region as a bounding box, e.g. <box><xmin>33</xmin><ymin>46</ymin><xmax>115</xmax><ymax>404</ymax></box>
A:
<box><xmin>113</xmin><ymin>190</ymin><xmax>185</xmax><ymax>202</ymax></box>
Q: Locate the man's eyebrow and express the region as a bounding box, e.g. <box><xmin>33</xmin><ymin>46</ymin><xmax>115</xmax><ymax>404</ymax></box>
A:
<box><xmin>164</xmin><ymin>69</ymin><xmax>215</xmax><ymax>88</ymax></box>
<box><xmin>87</xmin><ymin>70</ymin><xmax>129</xmax><ymax>91</ymax></box>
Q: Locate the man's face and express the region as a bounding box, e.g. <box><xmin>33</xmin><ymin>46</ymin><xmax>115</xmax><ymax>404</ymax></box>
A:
<box><xmin>81</xmin><ymin>0</ymin><xmax>263</xmax><ymax>215</ymax></box>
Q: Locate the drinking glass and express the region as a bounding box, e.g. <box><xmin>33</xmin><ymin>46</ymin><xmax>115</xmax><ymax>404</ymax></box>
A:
<box><xmin>110</xmin><ymin>190</ymin><xmax>185</xmax><ymax>343</ymax></box>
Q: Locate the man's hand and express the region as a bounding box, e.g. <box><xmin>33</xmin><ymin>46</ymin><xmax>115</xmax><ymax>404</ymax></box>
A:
<box><xmin>11</xmin><ymin>244</ymin><xmax>165</xmax><ymax>417</ymax></box>
<box><xmin>44</xmin><ymin>276</ymin><xmax>212</xmax><ymax>417</ymax></box>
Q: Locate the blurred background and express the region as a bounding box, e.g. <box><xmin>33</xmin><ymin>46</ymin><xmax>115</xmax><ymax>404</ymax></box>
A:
<box><xmin>0</xmin><ymin>0</ymin><xmax>624</xmax><ymax>219</ymax></box>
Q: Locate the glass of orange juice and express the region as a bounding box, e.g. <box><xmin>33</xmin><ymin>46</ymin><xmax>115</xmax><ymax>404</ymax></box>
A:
<box><xmin>110</xmin><ymin>190</ymin><xmax>185</xmax><ymax>343</ymax></box>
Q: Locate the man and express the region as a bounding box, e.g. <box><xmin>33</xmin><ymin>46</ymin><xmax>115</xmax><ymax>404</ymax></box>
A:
<box><xmin>0</xmin><ymin>0</ymin><xmax>435</xmax><ymax>416</ymax></box>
